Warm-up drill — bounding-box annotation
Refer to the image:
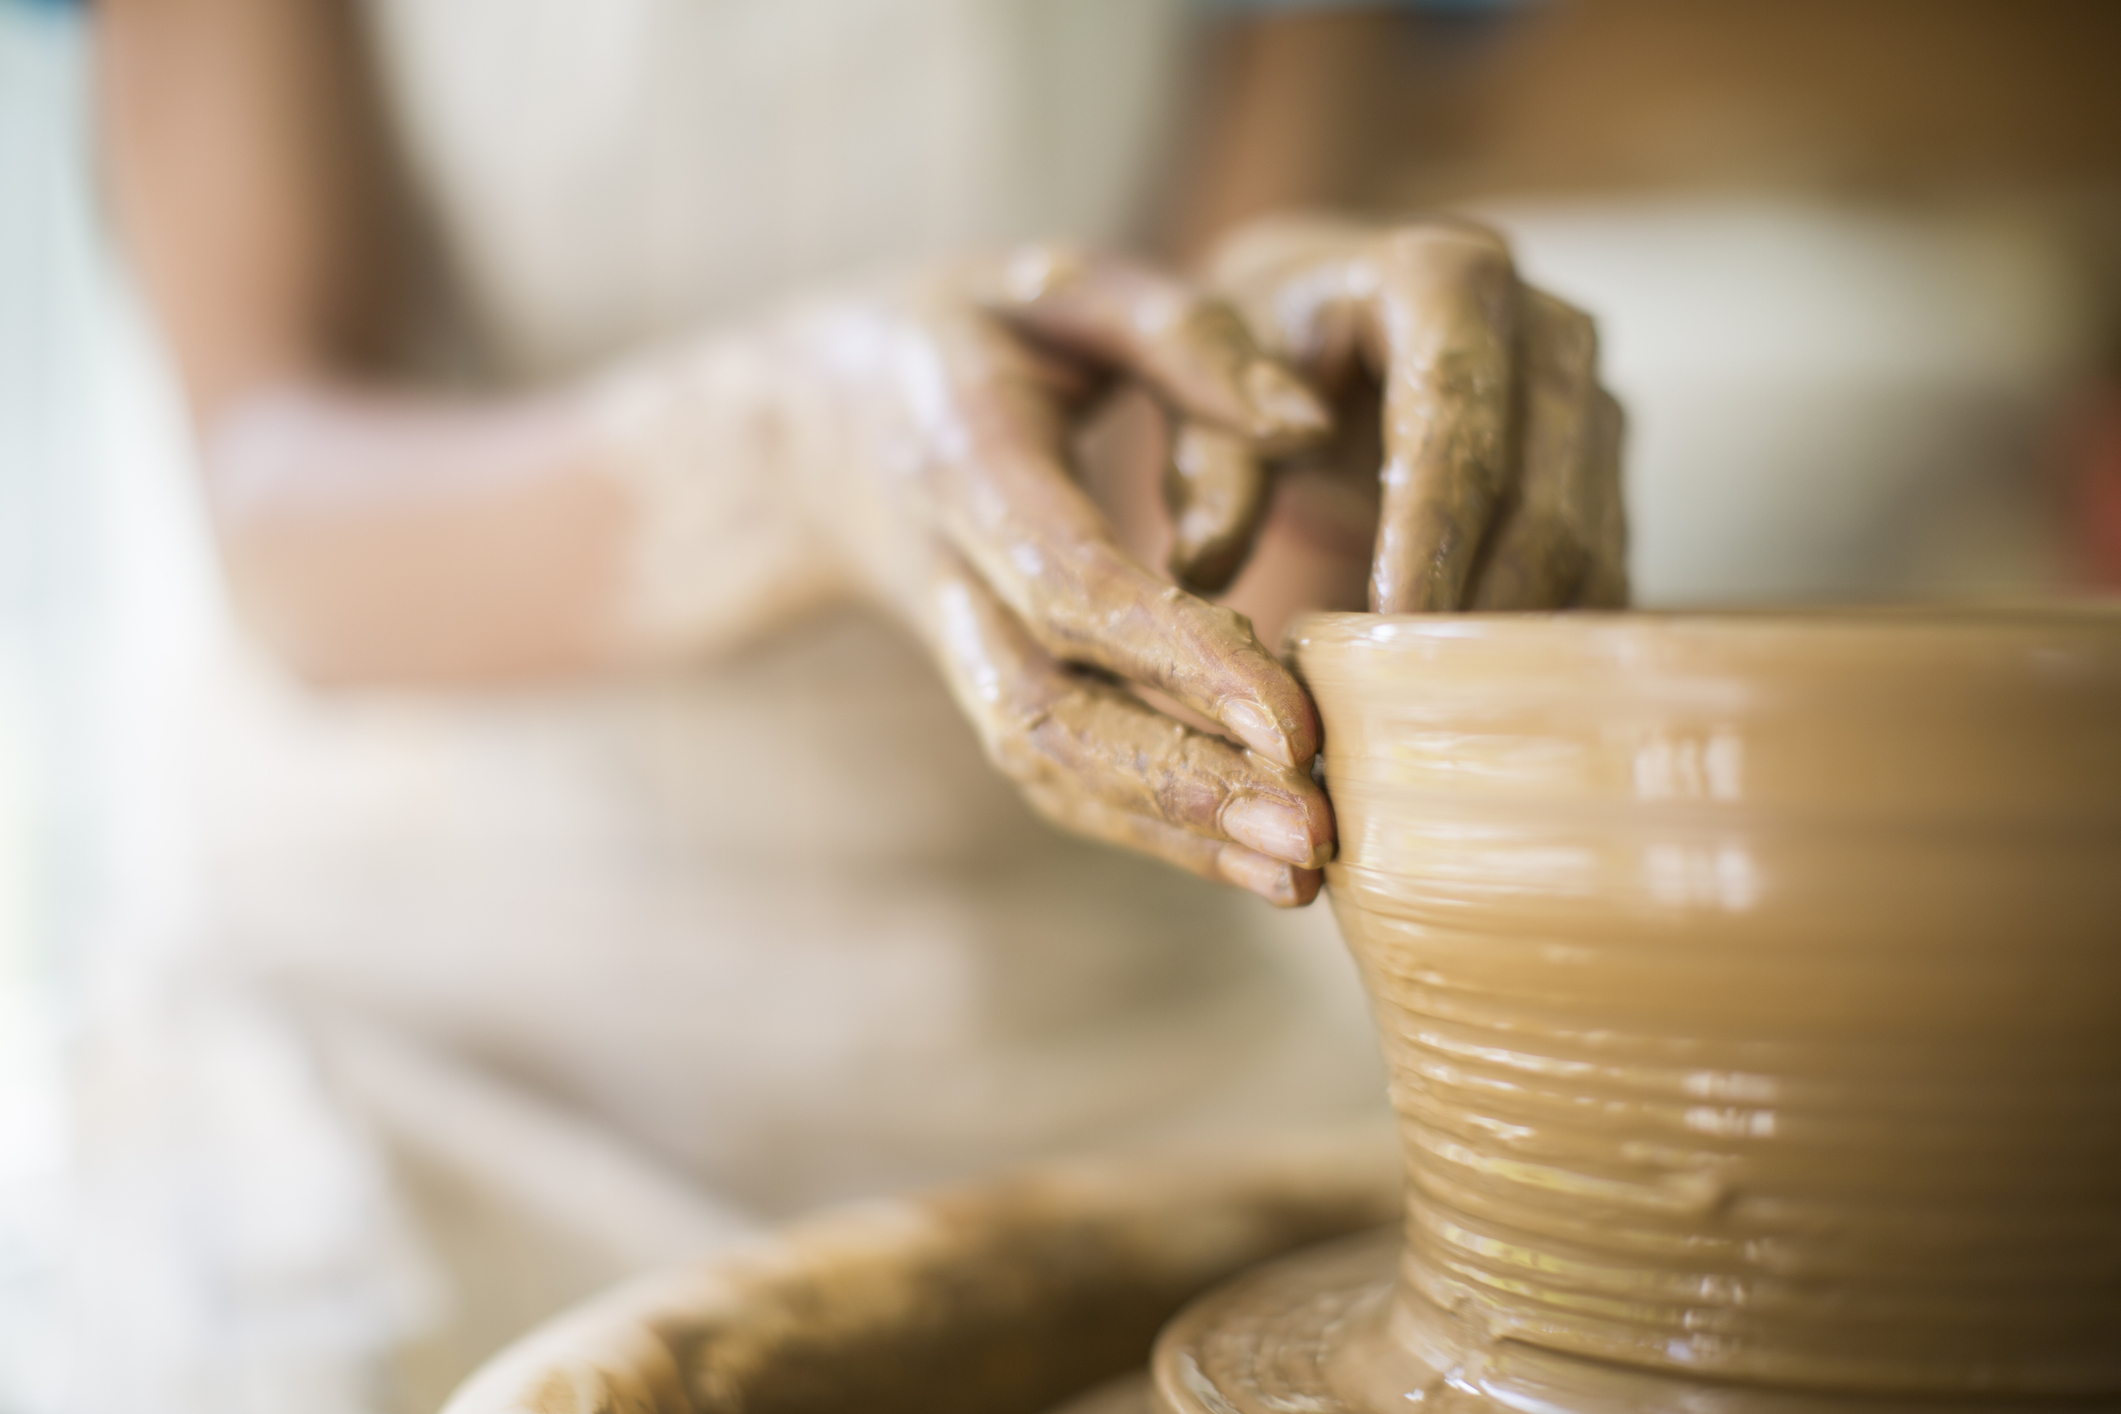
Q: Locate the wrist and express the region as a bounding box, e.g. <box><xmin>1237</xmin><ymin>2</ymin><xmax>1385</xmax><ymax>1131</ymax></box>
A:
<box><xmin>585</xmin><ymin>328</ymin><xmax>848</xmax><ymax>664</ymax></box>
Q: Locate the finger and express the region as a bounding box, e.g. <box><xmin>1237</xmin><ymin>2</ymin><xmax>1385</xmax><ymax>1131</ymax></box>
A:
<box><xmin>1022</xmin><ymin>783</ymin><xmax>1322</xmax><ymax>908</ymax></box>
<box><xmin>1468</xmin><ymin>292</ymin><xmax>1600</xmax><ymax>611</ymax></box>
<box><xmin>1165</xmin><ymin>421</ymin><xmax>1271</xmax><ymax>594</ymax></box>
<box><xmin>1367</xmin><ymin>226</ymin><xmax>1520</xmax><ymax>613</ymax></box>
<box><xmin>1019</xmin><ymin>678</ymin><xmax>1332</xmax><ymax>868</ymax></box>
<box><xmin>1005</xmin><ymin>536</ymin><xmax>1321</xmax><ymax>773</ymax></box>
<box><xmin>925</xmin><ymin>549</ymin><xmax>1333</xmax><ymax>869</ymax></box>
<box><xmin>1216</xmin><ymin>256</ymin><xmax>1372</xmax><ymax>387</ymax></box>
<box><xmin>921</xmin><ymin>327</ymin><xmax>1321</xmax><ymax>768</ymax></box>
<box><xmin>1204</xmin><ymin>216</ymin><xmax>1377</xmax><ymax>376</ymax></box>
<box><xmin>1572</xmin><ymin>389</ymin><xmax>1631</xmax><ymax>608</ymax></box>
<box><xmin>976</xmin><ymin>245</ymin><xmax>1331</xmax><ymax>449</ymax></box>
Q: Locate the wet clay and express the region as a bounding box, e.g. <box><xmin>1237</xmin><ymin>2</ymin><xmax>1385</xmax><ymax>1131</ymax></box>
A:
<box><xmin>1158</xmin><ymin>609</ymin><xmax>2121</xmax><ymax>1413</ymax></box>
<box><xmin>437</xmin><ymin>1140</ymin><xmax>1398</xmax><ymax>1414</ymax></box>
<box><xmin>590</xmin><ymin>248</ymin><xmax>1338</xmax><ymax>906</ymax></box>
<box><xmin>1205</xmin><ymin>216</ymin><xmax>1627</xmax><ymax>616</ymax></box>
<box><xmin>595</xmin><ymin>221</ymin><xmax>1628</xmax><ymax>910</ymax></box>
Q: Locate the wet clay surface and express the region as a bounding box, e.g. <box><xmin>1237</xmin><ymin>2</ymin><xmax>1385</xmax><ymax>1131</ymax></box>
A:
<box><xmin>1159</xmin><ymin>610</ymin><xmax>2121</xmax><ymax>1412</ymax></box>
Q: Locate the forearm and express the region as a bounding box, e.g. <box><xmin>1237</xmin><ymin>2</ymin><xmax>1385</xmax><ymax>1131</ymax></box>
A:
<box><xmin>1163</xmin><ymin>10</ymin><xmax>1411</xmax><ymax>265</ymax></box>
<box><xmin>205</xmin><ymin>340</ymin><xmax>840</xmax><ymax>686</ymax></box>
<box><xmin>203</xmin><ymin>381</ymin><xmax>623</xmax><ymax>683</ymax></box>
<box><xmin>101</xmin><ymin>0</ymin><xmax>839</xmax><ymax>686</ymax></box>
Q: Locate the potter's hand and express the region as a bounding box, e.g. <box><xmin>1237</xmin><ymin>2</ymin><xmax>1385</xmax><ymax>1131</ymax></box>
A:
<box><xmin>600</xmin><ymin>251</ymin><xmax>1336</xmax><ymax>904</ymax></box>
<box><xmin>1198</xmin><ymin>215</ymin><xmax>1628</xmax><ymax>611</ymax></box>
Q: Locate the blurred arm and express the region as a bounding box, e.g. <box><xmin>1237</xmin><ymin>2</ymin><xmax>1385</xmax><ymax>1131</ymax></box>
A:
<box><xmin>98</xmin><ymin>0</ymin><xmax>711</xmax><ymax>683</ymax></box>
<box><xmin>99</xmin><ymin>0</ymin><xmax>1422</xmax><ymax>683</ymax></box>
<box><xmin>1165</xmin><ymin>8</ymin><xmax>1415</xmax><ymax>264</ymax></box>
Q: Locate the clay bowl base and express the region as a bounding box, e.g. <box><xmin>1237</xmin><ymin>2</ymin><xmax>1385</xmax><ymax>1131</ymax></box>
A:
<box><xmin>1151</xmin><ymin>1234</ymin><xmax>2117</xmax><ymax>1414</ymax></box>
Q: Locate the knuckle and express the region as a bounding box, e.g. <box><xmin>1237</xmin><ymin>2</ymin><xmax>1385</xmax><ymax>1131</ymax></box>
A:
<box><xmin>1385</xmin><ymin>221</ymin><xmax>1515</xmax><ymax>278</ymax></box>
<box><xmin>1168</xmin><ymin>595</ymin><xmax>1268</xmax><ymax>673</ymax></box>
<box><xmin>1159</xmin><ymin>738</ymin><xmax>1241</xmax><ymax>826</ymax></box>
<box><xmin>1181</xmin><ymin>592</ymin><xmax>1250</xmax><ymax>641</ymax></box>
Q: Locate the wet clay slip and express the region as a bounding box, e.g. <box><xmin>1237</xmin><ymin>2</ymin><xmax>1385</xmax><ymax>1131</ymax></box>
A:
<box><xmin>1157</xmin><ymin>609</ymin><xmax>2121</xmax><ymax>1414</ymax></box>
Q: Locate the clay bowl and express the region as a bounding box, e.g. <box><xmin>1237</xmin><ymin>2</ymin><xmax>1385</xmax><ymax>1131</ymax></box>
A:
<box><xmin>437</xmin><ymin>1143</ymin><xmax>1395</xmax><ymax>1414</ymax></box>
<box><xmin>1157</xmin><ymin>609</ymin><xmax>2121</xmax><ymax>1414</ymax></box>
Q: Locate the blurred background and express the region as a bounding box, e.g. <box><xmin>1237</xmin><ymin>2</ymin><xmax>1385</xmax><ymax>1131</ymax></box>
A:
<box><xmin>5</xmin><ymin>1</ymin><xmax>2121</xmax><ymax>1410</ymax></box>
<box><xmin>6</xmin><ymin>4</ymin><xmax>227</xmax><ymax>1406</ymax></box>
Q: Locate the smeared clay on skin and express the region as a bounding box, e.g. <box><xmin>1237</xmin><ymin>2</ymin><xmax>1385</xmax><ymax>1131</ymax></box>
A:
<box><xmin>590</xmin><ymin>248</ymin><xmax>1337</xmax><ymax>903</ymax></box>
<box><xmin>1468</xmin><ymin>292</ymin><xmax>1612</xmax><ymax>609</ymax></box>
<box><xmin>1207</xmin><ymin>215</ymin><xmax>1627</xmax><ymax>615</ymax></box>
<box><xmin>592</xmin><ymin>221</ymin><xmax>1625</xmax><ymax>904</ymax></box>
<box><xmin>1165</xmin><ymin>424</ymin><xmax>1271</xmax><ymax>595</ymax></box>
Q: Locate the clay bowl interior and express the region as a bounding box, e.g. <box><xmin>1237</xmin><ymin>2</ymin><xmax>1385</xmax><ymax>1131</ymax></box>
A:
<box><xmin>437</xmin><ymin>1145</ymin><xmax>1396</xmax><ymax>1414</ymax></box>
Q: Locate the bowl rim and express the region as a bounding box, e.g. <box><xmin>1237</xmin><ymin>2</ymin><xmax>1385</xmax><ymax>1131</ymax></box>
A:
<box><xmin>1285</xmin><ymin>605</ymin><xmax>2121</xmax><ymax>661</ymax></box>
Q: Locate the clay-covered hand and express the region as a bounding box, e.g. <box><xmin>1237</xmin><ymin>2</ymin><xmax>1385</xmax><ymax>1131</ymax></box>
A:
<box><xmin>596</xmin><ymin>251</ymin><xmax>1337</xmax><ymax>904</ymax></box>
<box><xmin>1190</xmin><ymin>214</ymin><xmax>1628</xmax><ymax>611</ymax></box>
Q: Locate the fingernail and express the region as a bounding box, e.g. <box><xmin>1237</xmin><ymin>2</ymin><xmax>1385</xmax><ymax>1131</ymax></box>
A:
<box><xmin>1220</xmin><ymin>698</ymin><xmax>1295</xmax><ymax>768</ymax></box>
<box><xmin>1242</xmin><ymin>360</ymin><xmax>1331</xmax><ymax>439</ymax></box>
<box><xmin>1218</xmin><ymin>846</ymin><xmax>1298</xmax><ymax>904</ymax></box>
<box><xmin>1223</xmin><ymin>793</ymin><xmax>1319</xmax><ymax>867</ymax></box>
